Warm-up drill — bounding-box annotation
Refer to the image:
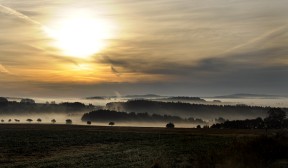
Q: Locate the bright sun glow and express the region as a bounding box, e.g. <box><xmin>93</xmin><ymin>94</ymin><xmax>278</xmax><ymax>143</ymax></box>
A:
<box><xmin>45</xmin><ymin>10</ymin><xmax>114</xmax><ymax>58</ymax></box>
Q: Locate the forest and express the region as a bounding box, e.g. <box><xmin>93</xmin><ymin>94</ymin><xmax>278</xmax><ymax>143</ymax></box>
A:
<box><xmin>81</xmin><ymin>109</ymin><xmax>206</xmax><ymax>124</ymax></box>
<box><xmin>0</xmin><ymin>97</ymin><xmax>94</xmax><ymax>114</ymax></box>
<box><xmin>106</xmin><ymin>100</ymin><xmax>284</xmax><ymax>119</ymax></box>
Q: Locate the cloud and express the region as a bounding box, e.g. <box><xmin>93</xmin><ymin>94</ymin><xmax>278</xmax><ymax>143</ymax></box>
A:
<box><xmin>0</xmin><ymin>4</ymin><xmax>43</xmax><ymax>27</ymax></box>
<box><xmin>0</xmin><ymin>64</ymin><xmax>11</xmax><ymax>74</ymax></box>
<box><xmin>222</xmin><ymin>24</ymin><xmax>288</xmax><ymax>55</ymax></box>
<box><xmin>1</xmin><ymin>0</ymin><xmax>288</xmax><ymax>97</ymax></box>
<box><xmin>111</xmin><ymin>66</ymin><xmax>121</xmax><ymax>77</ymax></box>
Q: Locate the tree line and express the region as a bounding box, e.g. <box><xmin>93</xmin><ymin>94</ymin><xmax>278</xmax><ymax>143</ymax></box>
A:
<box><xmin>211</xmin><ymin>108</ymin><xmax>287</xmax><ymax>129</ymax></box>
<box><xmin>81</xmin><ymin>109</ymin><xmax>206</xmax><ymax>124</ymax></box>
<box><xmin>106</xmin><ymin>99</ymin><xmax>282</xmax><ymax>119</ymax></box>
<box><xmin>0</xmin><ymin>97</ymin><xmax>95</xmax><ymax>114</ymax></box>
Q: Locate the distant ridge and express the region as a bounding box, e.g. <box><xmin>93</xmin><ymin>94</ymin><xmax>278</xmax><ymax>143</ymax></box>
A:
<box><xmin>86</xmin><ymin>96</ymin><xmax>106</xmax><ymax>100</ymax></box>
<box><xmin>213</xmin><ymin>93</ymin><xmax>286</xmax><ymax>99</ymax></box>
<box><xmin>125</xmin><ymin>94</ymin><xmax>162</xmax><ymax>98</ymax></box>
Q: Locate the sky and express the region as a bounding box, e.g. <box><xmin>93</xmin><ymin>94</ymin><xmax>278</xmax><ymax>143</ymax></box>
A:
<box><xmin>0</xmin><ymin>0</ymin><xmax>288</xmax><ymax>97</ymax></box>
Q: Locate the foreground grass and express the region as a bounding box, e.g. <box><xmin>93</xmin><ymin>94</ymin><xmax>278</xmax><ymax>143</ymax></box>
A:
<box><xmin>0</xmin><ymin>124</ymin><xmax>287</xmax><ymax>168</ymax></box>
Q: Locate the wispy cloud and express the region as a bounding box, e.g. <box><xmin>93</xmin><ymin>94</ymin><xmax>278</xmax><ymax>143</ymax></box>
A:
<box><xmin>111</xmin><ymin>66</ymin><xmax>121</xmax><ymax>77</ymax></box>
<box><xmin>0</xmin><ymin>64</ymin><xmax>11</xmax><ymax>74</ymax></box>
<box><xmin>0</xmin><ymin>4</ymin><xmax>43</xmax><ymax>27</ymax></box>
<box><xmin>1</xmin><ymin>0</ymin><xmax>288</xmax><ymax>96</ymax></box>
<box><xmin>222</xmin><ymin>24</ymin><xmax>288</xmax><ymax>55</ymax></box>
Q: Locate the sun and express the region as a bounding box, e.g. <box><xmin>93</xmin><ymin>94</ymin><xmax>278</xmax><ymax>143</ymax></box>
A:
<box><xmin>45</xmin><ymin>11</ymin><xmax>114</xmax><ymax>58</ymax></box>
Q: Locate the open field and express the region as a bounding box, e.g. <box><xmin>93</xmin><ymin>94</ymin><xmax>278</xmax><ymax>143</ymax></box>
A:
<box><xmin>0</xmin><ymin>124</ymin><xmax>287</xmax><ymax>168</ymax></box>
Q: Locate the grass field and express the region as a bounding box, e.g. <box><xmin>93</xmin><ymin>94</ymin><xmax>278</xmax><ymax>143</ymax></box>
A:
<box><xmin>0</xmin><ymin>124</ymin><xmax>287</xmax><ymax>168</ymax></box>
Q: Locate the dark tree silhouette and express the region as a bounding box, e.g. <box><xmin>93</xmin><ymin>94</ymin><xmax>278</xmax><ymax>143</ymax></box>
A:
<box><xmin>66</xmin><ymin>119</ymin><xmax>72</xmax><ymax>124</ymax></box>
<box><xmin>166</xmin><ymin>122</ymin><xmax>175</xmax><ymax>128</ymax></box>
<box><xmin>265</xmin><ymin>108</ymin><xmax>287</xmax><ymax>129</ymax></box>
<box><xmin>0</xmin><ymin>100</ymin><xmax>94</xmax><ymax>114</ymax></box>
<box><xmin>14</xmin><ymin>119</ymin><xmax>20</xmax><ymax>122</ymax></box>
<box><xmin>51</xmin><ymin>119</ymin><xmax>56</xmax><ymax>124</ymax></box>
<box><xmin>0</xmin><ymin>97</ymin><xmax>8</xmax><ymax>104</ymax></box>
<box><xmin>60</xmin><ymin>102</ymin><xmax>86</xmax><ymax>111</ymax></box>
<box><xmin>196</xmin><ymin>125</ymin><xmax>201</xmax><ymax>129</ymax></box>
<box><xmin>8</xmin><ymin>119</ymin><xmax>11</xmax><ymax>122</ymax></box>
<box><xmin>81</xmin><ymin>109</ymin><xmax>206</xmax><ymax>124</ymax></box>
<box><xmin>106</xmin><ymin>99</ymin><xmax>275</xmax><ymax>119</ymax></box>
<box><xmin>210</xmin><ymin>108</ymin><xmax>288</xmax><ymax>129</ymax></box>
<box><xmin>109</xmin><ymin>122</ymin><xmax>115</xmax><ymax>126</ymax></box>
<box><xmin>37</xmin><ymin>118</ymin><xmax>42</xmax><ymax>123</ymax></box>
<box><xmin>20</xmin><ymin>98</ymin><xmax>35</xmax><ymax>104</ymax></box>
<box><xmin>211</xmin><ymin>118</ymin><xmax>265</xmax><ymax>129</ymax></box>
<box><xmin>87</xmin><ymin>121</ymin><xmax>92</xmax><ymax>125</ymax></box>
<box><xmin>1</xmin><ymin>119</ymin><xmax>4</xmax><ymax>122</ymax></box>
<box><xmin>26</xmin><ymin>119</ymin><xmax>33</xmax><ymax>123</ymax></box>
<box><xmin>203</xmin><ymin>125</ymin><xmax>210</xmax><ymax>128</ymax></box>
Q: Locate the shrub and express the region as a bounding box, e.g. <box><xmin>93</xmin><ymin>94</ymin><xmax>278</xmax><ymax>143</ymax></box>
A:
<box><xmin>166</xmin><ymin>122</ymin><xmax>175</xmax><ymax>128</ymax></box>
<box><xmin>66</xmin><ymin>119</ymin><xmax>72</xmax><ymax>124</ymax></box>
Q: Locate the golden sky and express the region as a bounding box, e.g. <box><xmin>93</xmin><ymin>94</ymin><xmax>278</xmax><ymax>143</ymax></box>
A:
<box><xmin>0</xmin><ymin>0</ymin><xmax>288</xmax><ymax>97</ymax></box>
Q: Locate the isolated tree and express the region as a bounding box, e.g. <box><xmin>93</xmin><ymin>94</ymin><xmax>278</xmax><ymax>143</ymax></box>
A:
<box><xmin>14</xmin><ymin>119</ymin><xmax>20</xmax><ymax>122</ymax></box>
<box><xmin>8</xmin><ymin>119</ymin><xmax>11</xmax><ymax>122</ymax></box>
<box><xmin>51</xmin><ymin>119</ymin><xmax>56</xmax><ymax>124</ymax></box>
<box><xmin>27</xmin><ymin>119</ymin><xmax>33</xmax><ymax>123</ymax></box>
<box><xmin>1</xmin><ymin>119</ymin><xmax>4</xmax><ymax>122</ymax></box>
<box><xmin>87</xmin><ymin>121</ymin><xmax>92</xmax><ymax>125</ymax></box>
<box><xmin>166</xmin><ymin>122</ymin><xmax>175</xmax><ymax>128</ymax></box>
<box><xmin>66</xmin><ymin>119</ymin><xmax>72</xmax><ymax>124</ymax></box>
<box><xmin>265</xmin><ymin>108</ymin><xmax>287</xmax><ymax>128</ymax></box>
<box><xmin>37</xmin><ymin>118</ymin><xmax>42</xmax><ymax>123</ymax></box>
<box><xmin>196</xmin><ymin>125</ymin><xmax>201</xmax><ymax>129</ymax></box>
<box><xmin>109</xmin><ymin>122</ymin><xmax>115</xmax><ymax>126</ymax></box>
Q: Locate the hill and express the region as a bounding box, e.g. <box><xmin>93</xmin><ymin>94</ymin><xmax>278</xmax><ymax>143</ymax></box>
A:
<box><xmin>214</xmin><ymin>93</ymin><xmax>286</xmax><ymax>99</ymax></box>
<box><xmin>105</xmin><ymin>100</ymin><xmax>286</xmax><ymax>120</ymax></box>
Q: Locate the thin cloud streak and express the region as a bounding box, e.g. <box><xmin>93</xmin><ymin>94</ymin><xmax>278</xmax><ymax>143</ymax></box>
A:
<box><xmin>222</xmin><ymin>24</ymin><xmax>288</xmax><ymax>54</ymax></box>
<box><xmin>0</xmin><ymin>4</ymin><xmax>43</xmax><ymax>27</ymax></box>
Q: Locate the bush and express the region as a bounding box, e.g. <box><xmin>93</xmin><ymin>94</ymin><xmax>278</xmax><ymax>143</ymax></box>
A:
<box><xmin>66</xmin><ymin>119</ymin><xmax>72</xmax><ymax>124</ymax></box>
<box><xmin>166</xmin><ymin>122</ymin><xmax>175</xmax><ymax>128</ymax></box>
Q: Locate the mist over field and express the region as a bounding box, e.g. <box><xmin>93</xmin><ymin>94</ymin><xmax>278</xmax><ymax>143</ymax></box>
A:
<box><xmin>1</xmin><ymin>95</ymin><xmax>287</xmax><ymax>128</ymax></box>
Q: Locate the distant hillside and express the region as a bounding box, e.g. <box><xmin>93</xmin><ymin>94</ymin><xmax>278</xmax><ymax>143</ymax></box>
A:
<box><xmin>125</xmin><ymin>94</ymin><xmax>162</xmax><ymax>98</ymax></box>
<box><xmin>165</xmin><ymin>97</ymin><xmax>206</xmax><ymax>102</ymax></box>
<box><xmin>105</xmin><ymin>100</ymin><xmax>287</xmax><ymax>120</ymax></box>
<box><xmin>86</xmin><ymin>96</ymin><xmax>107</xmax><ymax>100</ymax></box>
<box><xmin>214</xmin><ymin>93</ymin><xmax>286</xmax><ymax>99</ymax></box>
<box><xmin>0</xmin><ymin>99</ymin><xmax>95</xmax><ymax>114</ymax></box>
